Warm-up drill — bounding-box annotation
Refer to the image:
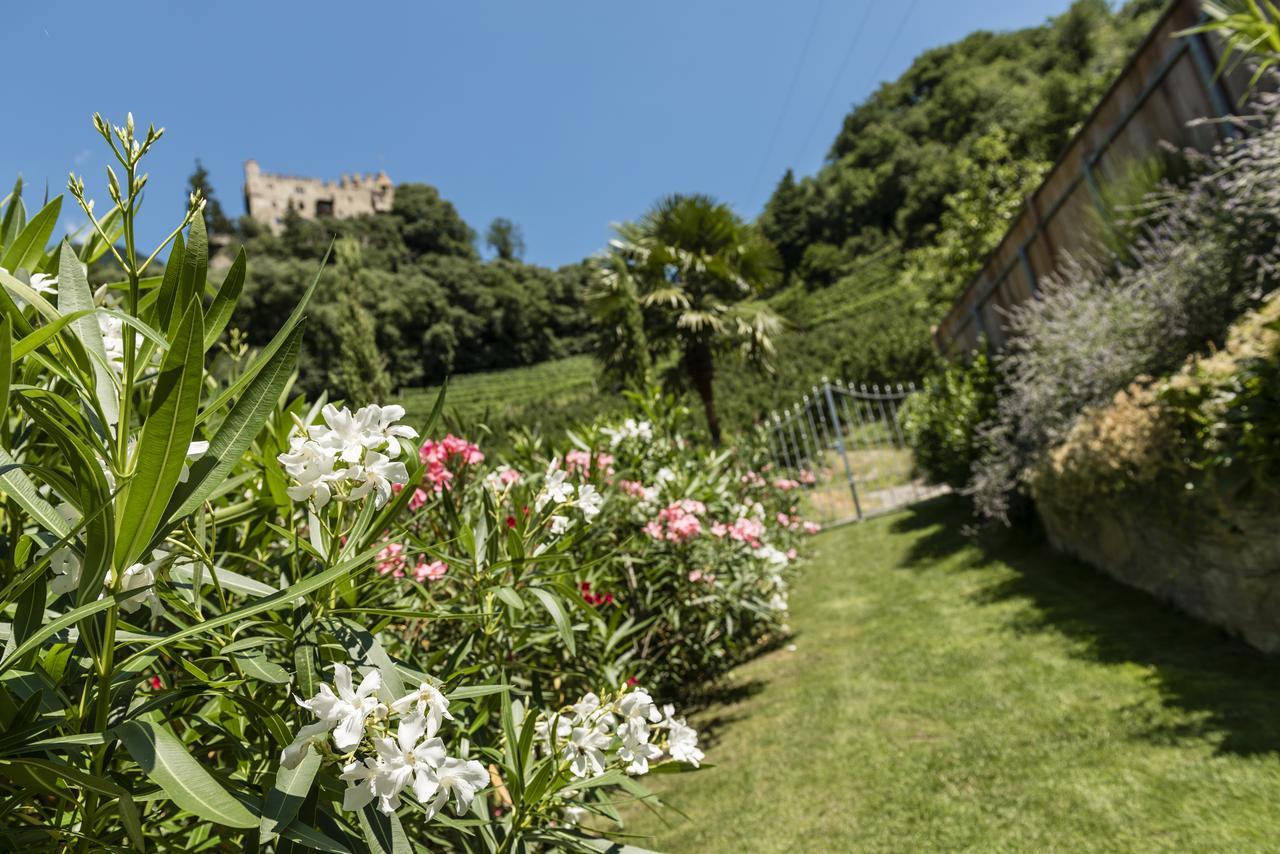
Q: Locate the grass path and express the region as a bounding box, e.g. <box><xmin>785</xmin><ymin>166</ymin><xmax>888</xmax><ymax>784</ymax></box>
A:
<box><xmin>621</xmin><ymin>496</ymin><xmax>1280</xmax><ymax>852</ymax></box>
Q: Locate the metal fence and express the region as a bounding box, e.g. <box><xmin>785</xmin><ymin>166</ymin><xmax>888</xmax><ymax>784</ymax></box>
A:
<box><xmin>767</xmin><ymin>379</ymin><xmax>948</xmax><ymax>527</ymax></box>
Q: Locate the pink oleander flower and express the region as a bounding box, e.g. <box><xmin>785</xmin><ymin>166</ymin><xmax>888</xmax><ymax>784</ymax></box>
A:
<box><xmin>727</xmin><ymin>517</ymin><xmax>765</xmax><ymax>549</ymax></box>
<box><xmin>377</xmin><ymin>543</ymin><xmax>408</xmax><ymax>578</ymax></box>
<box><xmin>667</xmin><ymin>514</ymin><xmax>702</xmax><ymax>542</ymax></box>
<box><xmin>740</xmin><ymin>471</ymin><xmax>765</xmax><ymax>487</ymax></box>
<box><xmin>408</xmin><ymin>488</ymin><xmax>430</xmax><ymax>511</ymax></box>
<box><xmin>787</xmin><ymin>548</ymin><xmax>798</xmax><ymax>561</ymax></box>
<box><xmin>688</xmin><ymin>570</ymin><xmax>703</xmax><ymax>583</ymax></box>
<box><xmin>617</xmin><ymin>479</ymin><xmax>648</xmax><ymax>499</ymax></box>
<box><xmin>709</xmin><ymin>521</ymin><xmax>728</xmax><ymax>538</ymax></box>
<box><xmin>417</xmin><ymin>435</ymin><xmax>483</xmax><ymax>492</ymax></box>
<box><xmin>414</xmin><ymin>560</ymin><xmax>448</xmax><ymax>583</ymax></box>
<box><xmin>798</xmin><ymin>469</ymin><xmax>817</xmax><ymax>485</ymax></box>
<box><xmin>565</xmin><ymin>449</ymin><xmax>616</xmax><ymax>478</ymax></box>
<box><xmin>776</xmin><ymin>512</ymin><xmax>791</xmax><ymax>527</ymax></box>
<box><xmin>642</xmin><ymin>520</ymin><xmax>664</xmax><ymax>540</ymax></box>
<box><xmin>773</xmin><ymin>478</ymin><xmax>801</xmax><ymax>491</ymax></box>
<box><xmin>803</xmin><ymin>521</ymin><xmax>821</xmax><ymax>534</ymax></box>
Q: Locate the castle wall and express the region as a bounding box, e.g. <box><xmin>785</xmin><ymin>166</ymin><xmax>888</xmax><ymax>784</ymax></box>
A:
<box><xmin>243</xmin><ymin>160</ymin><xmax>394</xmax><ymax>234</ymax></box>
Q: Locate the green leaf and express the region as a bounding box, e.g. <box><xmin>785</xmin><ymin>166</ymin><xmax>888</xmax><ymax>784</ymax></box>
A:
<box><xmin>204</xmin><ymin>248</ymin><xmax>245</xmax><ymax>350</ymax></box>
<box><xmin>171</xmin><ymin>561</ymin><xmax>277</xmax><ymax>598</ymax></box>
<box><xmin>233</xmin><ymin>654</ymin><xmax>291</xmax><ymax>684</ymax></box>
<box><xmin>0</xmin><ymin>444</ymin><xmax>69</xmax><ymax>537</ymax></box>
<box><xmin>528</xmin><ymin>587</ymin><xmax>576</xmax><ymax>655</ymax></box>
<box><xmin>0</xmin><ymin>591</ymin><xmax>139</xmax><ymax>677</ymax></box>
<box><xmin>154</xmin><ymin>232</ymin><xmax>184</xmax><ymax>331</ymax></box>
<box><xmin>260</xmin><ymin>749</ymin><xmax>320</xmax><ymax>842</ymax></box>
<box><xmin>0</xmin><ymin>196</ymin><xmax>60</xmax><ymax>273</ymax></box>
<box><xmin>0</xmin><ymin>177</ymin><xmax>25</xmax><ymax>252</ymax></box>
<box><xmin>2</xmin><ymin>757</ymin><xmax>145</xmax><ymax>851</ymax></box>
<box><xmin>177</xmin><ymin>216</ymin><xmax>208</xmax><ymax>321</ymax></box>
<box><xmin>198</xmin><ymin>243</ymin><xmax>331</xmax><ymax>424</ymax></box>
<box><xmin>57</xmin><ymin>239</ymin><xmax>119</xmax><ymax>425</ymax></box>
<box><xmin>358</xmin><ymin>803</ymin><xmax>411</xmax><ymax>854</ymax></box>
<box><xmin>162</xmin><ymin>324</ymin><xmax>302</xmax><ymax>530</ymax></box>
<box><xmin>114</xmin><ymin>719</ymin><xmax>257</xmax><ymax>828</ymax></box>
<box><xmin>495</xmin><ymin>585</ymin><xmax>525</xmax><ymax>611</ymax></box>
<box><xmin>0</xmin><ymin>313</ymin><xmax>10</xmax><ymax>417</ymax></box>
<box><xmin>114</xmin><ymin>299</ymin><xmax>204</xmax><ymax>569</ymax></box>
<box><xmin>120</xmin><ymin>544</ymin><xmax>381</xmax><ymax>666</ymax></box>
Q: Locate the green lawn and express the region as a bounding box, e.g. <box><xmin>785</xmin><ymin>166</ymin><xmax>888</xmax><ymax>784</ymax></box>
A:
<box><xmin>620</xmin><ymin>495</ymin><xmax>1280</xmax><ymax>852</ymax></box>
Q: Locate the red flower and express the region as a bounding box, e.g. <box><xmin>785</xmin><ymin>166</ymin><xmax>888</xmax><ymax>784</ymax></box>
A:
<box><xmin>505</xmin><ymin>515</ymin><xmax>517</xmax><ymax>529</ymax></box>
<box><xmin>149</xmin><ymin>676</ymin><xmax>162</xmax><ymax>690</ymax></box>
<box><xmin>626</xmin><ymin>676</ymin><xmax>638</xmax><ymax>686</ymax></box>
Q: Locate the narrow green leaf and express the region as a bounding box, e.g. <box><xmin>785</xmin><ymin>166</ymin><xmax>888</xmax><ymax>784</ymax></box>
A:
<box><xmin>0</xmin><ymin>591</ymin><xmax>140</xmax><ymax>677</ymax></box>
<box><xmin>198</xmin><ymin>243</ymin><xmax>331</xmax><ymax>424</ymax></box>
<box><xmin>234</xmin><ymin>654</ymin><xmax>290</xmax><ymax>684</ymax></box>
<box><xmin>0</xmin><ymin>313</ymin><xmax>10</xmax><ymax>415</ymax></box>
<box><xmin>2</xmin><ymin>757</ymin><xmax>145</xmax><ymax>851</ymax></box>
<box><xmin>260</xmin><ymin>749</ymin><xmax>320</xmax><ymax>842</ymax></box>
<box><xmin>528</xmin><ymin>587</ymin><xmax>576</xmax><ymax>655</ymax></box>
<box><xmin>0</xmin><ymin>444</ymin><xmax>68</xmax><ymax>537</ymax></box>
<box><xmin>0</xmin><ymin>176</ymin><xmax>25</xmax><ymax>252</ymax></box>
<box><xmin>358</xmin><ymin>803</ymin><xmax>411</xmax><ymax>854</ymax></box>
<box><xmin>115</xmin><ymin>299</ymin><xmax>203</xmax><ymax>569</ymax></box>
<box><xmin>57</xmin><ymin>239</ymin><xmax>118</xmax><ymax>425</ymax></box>
<box><xmin>0</xmin><ymin>196</ymin><xmax>60</xmax><ymax>272</ymax></box>
<box><xmin>114</xmin><ymin>719</ymin><xmax>257</xmax><ymax>828</ymax></box>
<box><xmin>177</xmin><ymin>215</ymin><xmax>208</xmax><ymax>318</ymax></box>
<box><xmin>163</xmin><ymin>324</ymin><xmax>302</xmax><ymax>529</ymax></box>
<box><xmin>120</xmin><ymin>544</ymin><xmax>381</xmax><ymax>665</ymax></box>
<box><xmin>154</xmin><ymin>232</ymin><xmax>184</xmax><ymax>331</ymax></box>
<box><xmin>204</xmin><ymin>248</ymin><xmax>245</xmax><ymax>350</ymax></box>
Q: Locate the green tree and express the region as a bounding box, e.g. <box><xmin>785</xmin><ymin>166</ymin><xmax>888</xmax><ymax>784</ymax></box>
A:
<box><xmin>598</xmin><ymin>194</ymin><xmax>781</xmax><ymax>444</ymax></box>
<box><xmin>332</xmin><ymin>237</ymin><xmax>392</xmax><ymax>401</ymax></box>
<box><xmin>186</xmin><ymin>158</ymin><xmax>233</xmax><ymax>235</ymax></box>
<box><xmin>486</xmin><ymin>217</ymin><xmax>525</xmax><ymax>260</ymax></box>
<box><xmin>759</xmin><ymin>169</ymin><xmax>808</xmax><ymax>285</ymax></box>
<box><xmin>392</xmin><ymin>183</ymin><xmax>477</xmax><ymax>259</ymax></box>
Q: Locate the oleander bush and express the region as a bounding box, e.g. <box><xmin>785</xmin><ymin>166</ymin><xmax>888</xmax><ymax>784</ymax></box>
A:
<box><xmin>900</xmin><ymin>350</ymin><xmax>997</xmax><ymax>490</ymax></box>
<box><xmin>0</xmin><ymin>117</ymin><xmax>813</xmax><ymax>851</ymax></box>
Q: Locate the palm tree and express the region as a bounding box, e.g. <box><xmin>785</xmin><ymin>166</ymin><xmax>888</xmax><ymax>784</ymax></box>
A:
<box><xmin>590</xmin><ymin>194</ymin><xmax>781</xmax><ymax>444</ymax></box>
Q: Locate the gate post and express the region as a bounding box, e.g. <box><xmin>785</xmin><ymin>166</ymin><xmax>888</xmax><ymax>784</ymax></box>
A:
<box><xmin>823</xmin><ymin>379</ymin><xmax>862</xmax><ymax>521</ymax></box>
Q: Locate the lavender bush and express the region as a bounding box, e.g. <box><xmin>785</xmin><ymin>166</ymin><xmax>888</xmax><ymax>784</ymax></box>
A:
<box><xmin>971</xmin><ymin>93</ymin><xmax>1280</xmax><ymax>521</ymax></box>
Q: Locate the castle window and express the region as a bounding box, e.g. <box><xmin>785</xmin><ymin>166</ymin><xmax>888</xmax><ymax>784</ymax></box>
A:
<box><xmin>316</xmin><ymin>199</ymin><xmax>334</xmax><ymax>217</ymax></box>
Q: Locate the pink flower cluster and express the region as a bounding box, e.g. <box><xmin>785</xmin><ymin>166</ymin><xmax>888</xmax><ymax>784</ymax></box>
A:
<box><xmin>772</xmin><ymin>478</ymin><xmax>801</xmax><ymax>491</ymax></box>
<box><xmin>798</xmin><ymin>469</ymin><xmax>817</xmax><ymax>485</ymax></box>
<box><xmin>617</xmin><ymin>479</ymin><xmax>649</xmax><ymax>499</ymax></box>
<box><xmin>417</xmin><ymin>434</ymin><xmax>485</xmax><ymax>494</ymax></box>
<box><xmin>565</xmin><ymin>449</ymin><xmax>615</xmax><ymax>478</ymax></box>
<box><xmin>709</xmin><ymin>517</ymin><xmax>766</xmax><ymax>549</ymax></box>
<box><xmin>376</xmin><ymin>543</ymin><xmax>449</xmax><ymax>582</ymax></box>
<box><xmin>740</xmin><ymin>471</ymin><xmax>765</xmax><ymax>488</ymax></box>
<box><xmin>687</xmin><ymin>569</ymin><xmax>717</xmax><ymax>585</ymax></box>
<box><xmin>643</xmin><ymin>499</ymin><xmax>706</xmax><ymax>542</ymax></box>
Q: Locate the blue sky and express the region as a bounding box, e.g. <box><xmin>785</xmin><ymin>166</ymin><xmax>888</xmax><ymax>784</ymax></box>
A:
<box><xmin>7</xmin><ymin>0</ymin><xmax>1075</xmax><ymax>268</ymax></box>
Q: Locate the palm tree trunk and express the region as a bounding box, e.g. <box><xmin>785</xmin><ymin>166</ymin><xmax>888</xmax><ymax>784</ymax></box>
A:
<box><xmin>684</xmin><ymin>340</ymin><xmax>721</xmax><ymax>445</ymax></box>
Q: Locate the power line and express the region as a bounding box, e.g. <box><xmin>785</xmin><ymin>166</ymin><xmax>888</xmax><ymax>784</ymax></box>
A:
<box><xmin>793</xmin><ymin>0</ymin><xmax>877</xmax><ymax>168</ymax></box>
<box><xmin>747</xmin><ymin>0</ymin><xmax>827</xmax><ymax>204</ymax></box>
<box><xmin>865</xmin><ymin>0</ymin><xmax>920</xmax><ymax>101</ymax></box>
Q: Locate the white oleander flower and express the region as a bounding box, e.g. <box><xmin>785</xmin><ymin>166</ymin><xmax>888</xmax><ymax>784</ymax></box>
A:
<box><xmin>616</xmin><ymin>717</ymin><xmax>662</xmax><ymax>775</ymax></box>
<box><xmin>355</xmin><ymin>403</ymin><xmax>418</xmax><ymax>457</ymax></box>
<box><xmin>576</xmin><ymin>484</ymin><xmax>604</xmax><ymax>521</ymax></box>
<box><xmin>617</xmin><ymin>688</ymin><xmax>662</xmax><ymax>727</ymax></box>
<box><xmin>178</xmin><ymin>440</ymin><xmax>209</xmax><ymax>483</ymax></box>
<box><xmin>549</xmin><ymin>514</ymin><xmax>571</xmax><ymax>535</ymax></box>
<box><xmin>99</xmin><ymin>313</ymin><xmax>125</xmax><ymax>374</ymax></box>
<box><xmin>422</xmin><ymin>756</ymin><xmax>489</xmax><ymax>819</ymax></box>
<box><xmin>571</xmin><ymin>692</ymin><xmax>601</xmax><ymax>722</ymax></box>
<box><xmin>370</xmin><ymin>714</ymin><xmax>447</xmax><ymax>815</ymax></box>
<box><xmin>278</xmin><ymin>437</ymin><xmax>345</xmax><ymax>509</ymax></box>
<box><xmin>117</xmin><ymin>556</ymin><xmax>164</xmax><ymax>619</ymax></box>
<box><xmin>284</xmin><ymin>663</ymin><xmax>386</xmax><ymax>764</ymax></box>
<box><xmin>535</xmin><ymin>464</ymin><xmax>574</xmax><ymax>511</ymax></box>
<box><xmin>29</xmin><ymin>273</ymin><xmax>57</xmax><ymax>295</ymax></box>
<box><xmin>347</xmin><ymin>451</ymin><xmax>408</xmax><ymax>508</ymax></box>
<box><xmin>661</xmin><ymin>705</ymin><xmax>704</xmax><ymax>767</ymax></box>
<box><xmin>311</xmin><ymin>403</ymin><xmax>371</xmax><ymax>463</ymax></box>
<box><xmin>391</xmin><ymin>682</ymin><xmax>453</xmax><ymax>737</ymax></box>
<box><xmin>339</xmin><ymin>757</ymin><xmax>380</xmax><ymax>811</ymax></box>
<box><xmin>563</xmin><ymin>724</ymin><xmax>611</xmax><ymax>778</ymax></box>
<box><xmin>42</xmin><ymin>503</ymin><xmax>83</xmax><ymax>596</ymax></box>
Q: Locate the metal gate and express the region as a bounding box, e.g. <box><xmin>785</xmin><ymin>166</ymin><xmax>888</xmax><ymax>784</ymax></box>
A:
<box><xmin>767</xmin><ymin>378</ymin><xmax>948</xmax><ymax>526</ymax></box>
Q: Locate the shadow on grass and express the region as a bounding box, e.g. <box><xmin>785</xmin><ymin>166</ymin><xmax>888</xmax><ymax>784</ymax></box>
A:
<box><xmin>686</xmin><ymin>678</ymin><xmax>769</xmax><ymax>751</ymax></box>
<box><xmin>889</xmin><ymin>495</ymin><xmax>1280</xmax><ymax>757</ymax></box>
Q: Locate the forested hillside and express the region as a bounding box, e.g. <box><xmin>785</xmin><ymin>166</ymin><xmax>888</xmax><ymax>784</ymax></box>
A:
<box><xmin>221</xmin><ymin>184</ymin><xmax>594</xmax><ymax>398</ymax></box>
<box><xmin>710</xmin><ymin>0</ymin><xmax>1166</xmax><ymax>427</ymax></box>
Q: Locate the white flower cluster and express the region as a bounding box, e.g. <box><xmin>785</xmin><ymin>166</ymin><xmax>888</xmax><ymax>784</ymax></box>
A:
<box><xmin>601</xmin><ymin>418</ymin><xmax>653</xmax><ymax>448</ymax></box>
<box><xmin>535</xmin><ymin>686</ymin><xmax>703</xmax><ymax>779</ymax></box>
<box><xmin>277</xmin><ymin>404</ymin><xmax>417</xmax><ymax>510</ymax></box>
<box><xmin>534</xmin><ymin>462</ymin><xmax>606</xmax><ymax>534</ymax></box>
<box><xmin>42</xmin><ymin>500</ymin><xmax>168</xmax><ymax>619</ymax></box>
<box><xmin>283</xmin><ymin>664</ymin><xmax>489</xmax><ymax>819</ymax></box>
